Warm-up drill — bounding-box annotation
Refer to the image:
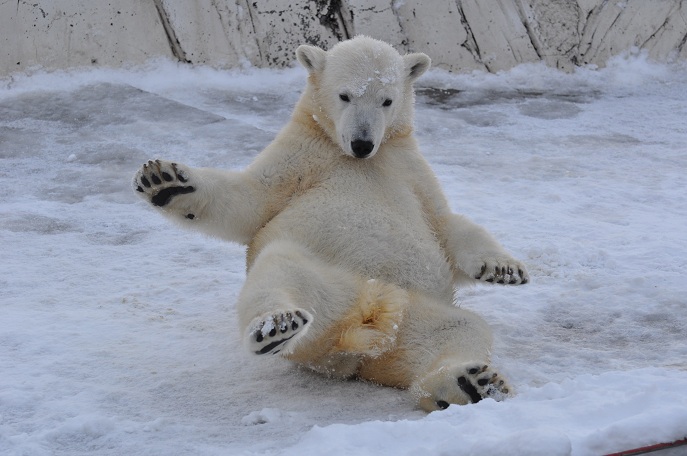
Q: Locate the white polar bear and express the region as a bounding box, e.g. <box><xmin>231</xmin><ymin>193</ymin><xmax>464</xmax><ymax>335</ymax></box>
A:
<box><xmin>133</xmin><ymin>36</ymin><xmax>529</xmax><ymax>412</ymax></box>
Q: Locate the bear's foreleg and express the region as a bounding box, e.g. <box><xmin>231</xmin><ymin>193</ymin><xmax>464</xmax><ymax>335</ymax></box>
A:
<box><xmin>133</xmin><ymin>160</ymin><xmax>270</xmax><ymax>244</ymax></box>
<box><xmin>443</xmin><ymin>213</ymin><xmax>529</xmax><ymax>285</ymax></box>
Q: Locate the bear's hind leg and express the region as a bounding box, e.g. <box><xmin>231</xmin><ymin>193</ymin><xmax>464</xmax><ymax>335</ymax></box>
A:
<box><xmin>358</xmin><ymin>296</ymin><xmax>512</xmax><ymax>412</ymax></box>
<box><xmin>406</xmin><ymin>302</ymin><xmax>513</xmax><ymax>411</ymax></box>
<box><xmin>238</xmin><ymin>241</ymin><xmax>405</xmax><ymax>376</ymax></box>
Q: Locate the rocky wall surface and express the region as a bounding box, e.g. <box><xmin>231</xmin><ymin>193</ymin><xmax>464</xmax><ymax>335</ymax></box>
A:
<box><xmin>2</xmin><ymin>0</ymin><xmax>686</xmax><ymax>76</ymax></box>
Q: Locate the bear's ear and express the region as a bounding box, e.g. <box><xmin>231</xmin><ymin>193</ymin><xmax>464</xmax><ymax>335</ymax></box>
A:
<box><xmin>296</xmin><ymin>45</ymin><xmax>327</xmax><ymax>74</ymax></box>
<box><xmin>403</xmin><ymin>53</ymin><xmax>431</xmax><ymax>83</ymax></box>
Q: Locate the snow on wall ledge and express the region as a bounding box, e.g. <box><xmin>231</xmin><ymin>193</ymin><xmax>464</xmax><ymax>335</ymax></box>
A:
<box><xmin>2</xmin><ymin>0</ymin><xmax>687</xmax><ymax>77</ymax></box>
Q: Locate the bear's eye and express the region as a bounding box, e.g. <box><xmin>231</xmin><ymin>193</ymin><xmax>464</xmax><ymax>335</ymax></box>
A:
<box><xmin>339</xmin><ymin>94</ymin><xmax>350</xmax><ymax>102</ymax></box>
<box><xmin>382</xmin><ymin>99</ymin><xmax>393</xmax><ymax>107</ymax></box>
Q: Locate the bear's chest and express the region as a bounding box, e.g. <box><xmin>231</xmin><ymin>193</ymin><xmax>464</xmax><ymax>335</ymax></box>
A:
<box><xmin>256</xmin><ymin>168</ymin><xmax>453</xmax><ymax>297</ymax></box>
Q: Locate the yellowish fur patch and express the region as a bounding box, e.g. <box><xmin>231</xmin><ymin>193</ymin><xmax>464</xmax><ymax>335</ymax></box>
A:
<box><xmin>334</xmin><ymin>280</ymin><xmax>407</xmax><ymax>357</ymax></box>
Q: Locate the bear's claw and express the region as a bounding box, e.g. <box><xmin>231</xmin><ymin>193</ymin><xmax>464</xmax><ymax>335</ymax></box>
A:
<box><xmin>247</xmin><ymin>310</ymin><xmax>312</xmax><ymax>355</ymax></box>
<box><xmin>134</xmin><ymin>160</ymin><xmax>195</xmax><ymax>207</ymax></box>
<box><xmin>475</xmin><ymin>262</ymin><xmax>529</xmax><ymax>285</ymax></box>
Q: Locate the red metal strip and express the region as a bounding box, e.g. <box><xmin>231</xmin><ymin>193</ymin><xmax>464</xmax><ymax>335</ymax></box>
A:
<box><xmin>605</xmin><ymin>438</ymin><xmax>687</xmax><ymax>456</ymax></box>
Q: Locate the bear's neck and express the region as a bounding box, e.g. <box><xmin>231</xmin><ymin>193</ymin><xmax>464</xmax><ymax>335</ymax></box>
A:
<box><xmin>291</xmin><ymin>82</ymin><xmax>339</xmax><ymax>147</ymax></box>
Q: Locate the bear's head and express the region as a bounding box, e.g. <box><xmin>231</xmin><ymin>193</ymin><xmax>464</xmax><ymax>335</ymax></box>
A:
<box><xmin>296</xmin><ymin>36</ymin><xmax>430</xmax><ymax>159</ymax></box>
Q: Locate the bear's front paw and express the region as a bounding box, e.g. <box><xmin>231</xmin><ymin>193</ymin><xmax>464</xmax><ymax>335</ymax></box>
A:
<box><xmin>247</xmin><ymin>309</ymin><xmax>312</xmax><ymax>355</ymax></box>
<box><xmin>473</xmin><ymin>256</ymin><xmax>529</xmax><ymax>285</ymax></box>
<box><xmin>134</xmin><ymin>159</ymin><xmax>196</xmax><ymax>208</ymax></box>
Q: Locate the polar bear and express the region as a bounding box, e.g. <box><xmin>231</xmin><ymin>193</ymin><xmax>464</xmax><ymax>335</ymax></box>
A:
<box><xmin>133</xmin><ymin>36</ymin><xmax>529</xmax><ymax>412</ymax></box>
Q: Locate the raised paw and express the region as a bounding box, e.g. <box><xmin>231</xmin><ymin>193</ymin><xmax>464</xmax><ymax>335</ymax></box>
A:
<box><xmin>413</xmin><ymin>362</ymin><xmax>512</xmax><ymax>412</ymax></box>
<box><xmin>133</xmin><ymin>159</ymin><xmax>196</xmax><ymax>208</ymax></box>
<box><xmin>247</xmin><ymin>309</ymin><xmax>312</xmax><ymax>355</ymax></box>
<box><xmin>474</xmin><ymin>258</ymin><xmax>529</xmax><ymax>285</ymax></box>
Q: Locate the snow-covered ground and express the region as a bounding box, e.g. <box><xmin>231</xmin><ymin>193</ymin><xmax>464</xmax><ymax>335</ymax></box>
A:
<box><xmin>1</xmin><ymin>52</ymin><xmax>686</xmax><ymax>455</ymax></box>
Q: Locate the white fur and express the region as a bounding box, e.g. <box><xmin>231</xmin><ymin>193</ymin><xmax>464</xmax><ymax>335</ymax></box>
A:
<box><xmin>133</xmin><ymin>36</ymin><xmax>528</xmax><ymax>411</ymax></box>
<box><xmin>297</xmin><ymin>38</ymin><xmax>429</xmax><ymax>159</ymax></box>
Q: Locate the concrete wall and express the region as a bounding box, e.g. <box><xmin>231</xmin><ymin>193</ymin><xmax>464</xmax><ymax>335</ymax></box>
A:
<box><xmin>2</xmin><ymin>0</ymin><xmax>687</xmax><ymax>76</ymax></box>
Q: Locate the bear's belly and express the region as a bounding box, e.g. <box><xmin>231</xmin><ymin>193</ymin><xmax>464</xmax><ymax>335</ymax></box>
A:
<box><xmin>255</xmin><ymin>188</ymin><xmax>454</xmax><ymax>301</ymax></box>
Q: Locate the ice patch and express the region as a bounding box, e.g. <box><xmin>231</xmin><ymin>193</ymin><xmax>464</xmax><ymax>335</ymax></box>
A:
<box><xmin>2</xmin><ymin>213</ymin><xmax>81</xmax><ymax>235</ymax></box>
<box><xmin>518</xmin><ymin>99</ymin><xmax>582</xmax><ymax>120</ymax></box>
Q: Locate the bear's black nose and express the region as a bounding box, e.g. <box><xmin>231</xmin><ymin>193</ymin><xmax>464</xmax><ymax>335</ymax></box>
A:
<box><xmin>351</xmin><ymin>140</ymin><xmax>374</xmax><ymax>158</ymax></box>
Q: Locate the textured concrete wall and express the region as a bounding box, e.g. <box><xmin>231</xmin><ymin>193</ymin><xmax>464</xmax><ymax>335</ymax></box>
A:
<box><xmin>1</xmin><ymin>1</ymin><xmax>172</xmax><ymax>73</ymax></box>
<box><xmin>2</xmin><ymin>0</ymin><xmax>686</xmax><ymax>76</ymax></box>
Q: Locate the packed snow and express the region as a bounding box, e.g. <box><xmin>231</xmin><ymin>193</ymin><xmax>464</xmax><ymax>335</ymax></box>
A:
<box><xmin>1</xmin><ymin>51</ymin><xmax>687</xmax><ymax>455</ymax></box>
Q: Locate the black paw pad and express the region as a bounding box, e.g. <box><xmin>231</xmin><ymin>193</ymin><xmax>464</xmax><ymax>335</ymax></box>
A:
<box><xmin>250</xmin><ymin>310</ymin><xmax>311</xmax><ymax>355</ymax></box>
<box><xmin>475</xmin><ymin>264</ymin><xmax>487</xmax><ymax>280</ymax></box>
<box><xmin>436</xmin><ymin>400</ymin><xmax>450</xmax><ymax>410</ymax></box>
<box><xmin>151</xmin><ymin>186</ymin><xmax>196</xmax><ymax>207</ymax></box>
<box><xmin>457</xmin><ymin>377</ymin><xmax>482</xmax><ymax>404</ymax></box>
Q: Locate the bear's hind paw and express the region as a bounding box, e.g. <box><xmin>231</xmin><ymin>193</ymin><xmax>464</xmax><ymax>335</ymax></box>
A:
<box><xmin>456</xmin><ymin>364</ymin><xmax>511</xmax><ymax>404</ymax></box>
<box><xmin>247</xmin><ymin>309</ymin><xmax>312</xmax><ymax>355</ymax></box>
<box><xmin>414</xmin><ymin>362</ymin><xmax>512</xmax><ymax>412</ymax></box>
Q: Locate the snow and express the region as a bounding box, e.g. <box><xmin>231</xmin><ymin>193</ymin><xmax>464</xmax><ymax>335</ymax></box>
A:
<box><xmin>1</xmin><ymin>52</ymin><xmax>687</xmax><ymax>455</ymax></box>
